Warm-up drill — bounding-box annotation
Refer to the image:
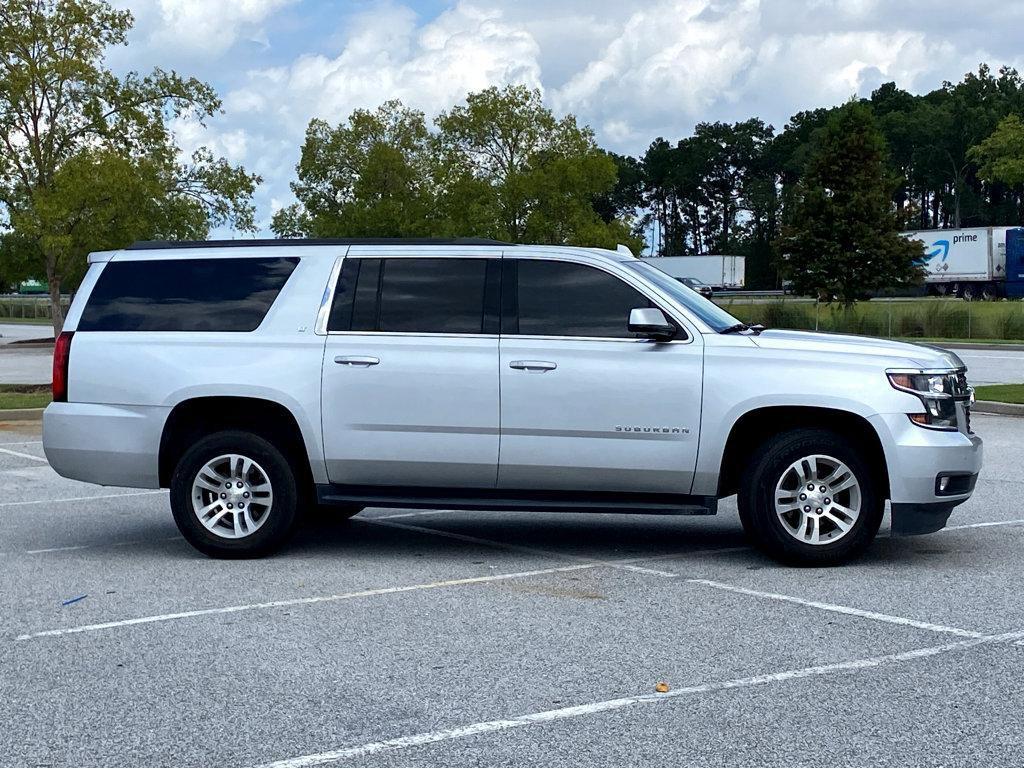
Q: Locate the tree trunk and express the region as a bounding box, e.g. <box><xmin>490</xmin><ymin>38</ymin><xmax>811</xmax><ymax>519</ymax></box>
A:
<box><xmin>46</xmin><ymin>258</ymin><xmax>64</xmax><ymax>337</ymax></box>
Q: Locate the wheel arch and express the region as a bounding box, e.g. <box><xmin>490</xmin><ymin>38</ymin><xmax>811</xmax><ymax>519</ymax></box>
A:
<box><xmin>158</xmin><ymin>396</ymin><xmax>315</xmax><ymax>493</ymax></box>
<box><xmin>717</xmin><ymin>405</ymin><xmax>890</xmax><ymax>500</ymax></box>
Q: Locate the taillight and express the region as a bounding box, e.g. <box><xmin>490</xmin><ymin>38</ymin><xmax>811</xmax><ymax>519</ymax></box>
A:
<box><xmin>52</xmin><ymin>331</ymin><xmax>74</xmax><ymax>403</ymax></box>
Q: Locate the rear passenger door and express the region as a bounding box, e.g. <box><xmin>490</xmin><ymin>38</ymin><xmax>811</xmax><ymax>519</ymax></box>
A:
<box><xmin>321</xmin><ymin>255</ymin><xmax>501</xmax><ymax>488</ymax></box>
<box><xmin>497</xmin><ymin>257</ymin><xmax>703</xmax><ymax>494</ymax></box>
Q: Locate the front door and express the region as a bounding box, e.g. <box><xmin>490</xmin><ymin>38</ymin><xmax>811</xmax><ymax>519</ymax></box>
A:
<box><xmin>497</xmin><ymin>257</ymin><xmax>703</xmax><ymax>493</ymax></box>
<box><xmin>321</xmin><ymin>255</ymin><xmax>501</xmax><ymax>488</ymax></box>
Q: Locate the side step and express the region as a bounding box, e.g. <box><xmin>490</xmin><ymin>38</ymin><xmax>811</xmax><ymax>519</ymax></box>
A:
<box><xmin>316</xmin><ymin>484</ymin><xmax>718</xmax><ymax>516</ymax></box>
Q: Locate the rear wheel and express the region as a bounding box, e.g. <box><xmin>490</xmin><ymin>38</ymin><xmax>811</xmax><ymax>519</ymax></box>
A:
<box><xmin>170</xmin><ymin>430</ymin><xmax>299</xmax><ymax>558</ymax></box>
<box><xmin>738</xmin><ymin>429</ymin><xmax>884</xmax><ymax>566</ymax></box>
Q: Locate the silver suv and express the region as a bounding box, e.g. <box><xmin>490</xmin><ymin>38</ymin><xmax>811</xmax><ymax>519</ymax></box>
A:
<box><xmin>43</xmin><ymin>239</ymin><xmax>983</xmax><ymax>565</ymax></box>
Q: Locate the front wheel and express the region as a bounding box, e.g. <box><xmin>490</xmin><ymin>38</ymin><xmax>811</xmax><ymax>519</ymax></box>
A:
<box><xmin>170</xmin><ymin>430</ymin><xmax>300</xmax><ymax>558</ymax></box>
<box><xmin>737</xmin><ymin>429</ymin><xmax>884</xmax><ymax>566</ymax></box>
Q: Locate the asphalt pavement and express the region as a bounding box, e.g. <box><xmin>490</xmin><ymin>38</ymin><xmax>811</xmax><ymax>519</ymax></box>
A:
<box><xmin>1</xmin><ymin>413</ymin><xmax>1023</xmax><ymax>766</ymax></box>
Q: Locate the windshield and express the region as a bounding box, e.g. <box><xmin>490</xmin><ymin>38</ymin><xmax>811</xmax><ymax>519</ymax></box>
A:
<box><xmin>623</xmin><ymin>261</ymin><xmax>743</xmax><ymax>333</ymax></box>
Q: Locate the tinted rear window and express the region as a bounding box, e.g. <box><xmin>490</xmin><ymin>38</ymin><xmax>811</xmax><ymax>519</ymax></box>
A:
<box><xmin>79</xmin><ymin>257</ymin><xmax>299</xmax><ymax>332</ymax></box>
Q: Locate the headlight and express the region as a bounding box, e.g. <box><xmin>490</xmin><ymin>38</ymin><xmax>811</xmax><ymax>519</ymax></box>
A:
<box><xmin>888</xmin><ymin>370</ymin><xmax>967</xmax><ymax>430</ymax></box>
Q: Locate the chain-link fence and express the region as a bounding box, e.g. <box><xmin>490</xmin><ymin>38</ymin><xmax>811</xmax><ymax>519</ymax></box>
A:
<box><xmin>717</xmin><ymin>298</ymin><xmax>1024</xmax><ymax>341</ymax></box>
<box><xmin>0</xmin><ymin>295</ymin><xmax>70</xmax><ymax>321</ymax></box>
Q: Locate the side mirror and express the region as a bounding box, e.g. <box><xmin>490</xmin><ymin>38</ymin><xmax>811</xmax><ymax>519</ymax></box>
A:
<box><xmin>628</xmin><ymin>307</ymin><xmax>675</xmax><ymax>341</ymax></box>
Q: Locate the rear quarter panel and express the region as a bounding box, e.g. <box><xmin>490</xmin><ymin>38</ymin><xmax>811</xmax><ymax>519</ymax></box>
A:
<box><xmin>64</xmin><ymin>252</ymin><xmax>336</xmax><ymax>484</ymax></box>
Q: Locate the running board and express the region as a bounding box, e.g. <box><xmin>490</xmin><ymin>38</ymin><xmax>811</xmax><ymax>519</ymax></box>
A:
<box><xmin>316</xmin><ymin>484</ymin><xmax>717</xmax><ymax>516</ymax></box>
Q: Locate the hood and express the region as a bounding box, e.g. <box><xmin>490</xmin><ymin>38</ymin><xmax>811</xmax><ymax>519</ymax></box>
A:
<box><xmin>749</xmin><ymin>329</ymin><xmax>965</xmax><ymax>370</ymax></box>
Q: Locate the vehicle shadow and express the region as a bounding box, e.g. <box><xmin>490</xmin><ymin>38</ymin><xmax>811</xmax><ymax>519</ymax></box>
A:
<box><xmin>294</xmin><ymin>509</ymin><xmax>750</xmax><ymax>562</ymax></box>
<box><xmin>33</xmin><ymin>504</ymin><xmax>977</xmax><ymax>572</ymax></box>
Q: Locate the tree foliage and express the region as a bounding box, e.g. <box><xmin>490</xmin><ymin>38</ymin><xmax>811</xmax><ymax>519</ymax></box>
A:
<box><xmin>274</xmin><ymin>85</ymin><xmax>643</xmax><ymax>252</ymax></box>
<box><xmin>272</xmin><ymin>101</ymin><xmax>434</xmax><ymax>238</ymax></box>
<box><xmin>969</xmin><ymin>114</ymin><xmax>1024</xmax><ymax>187</ymax></box>
<box><xmin>778</xmin><ymin>103</ymin><xmax>924</xmax><ymax>304</ymax></box>
<box><xmin>627</xmin><ymin>64</ymin><xmax>1024</xmax><ymax>293</ymax></box>
<box><xmin>0</xmin><ymin>0</ymin><xmax>259</xmax><ymax>332</ymax></box>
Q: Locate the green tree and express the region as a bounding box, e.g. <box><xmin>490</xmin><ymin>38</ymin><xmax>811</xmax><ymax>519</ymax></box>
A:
<box><xmin>271</xmin><ymin>101</ymin><xmax>435</xmax><ymax>238</ymax></box>
<box><xmin>0</xmin><ymin>0</ymin><xmax>259</xmax><ymax>333</ymax></box>
<box><xmin>435</xmin><ymin>85</ymin><xmax>642</xmax><ymax>251</ymax></box>
<box><xmin>778</xmin><ymin>102</ymin><xmax>924</xmax><ymax>304</ymax></box>
<box><xmin>969</xmin><ymin>114</ymin><xmax>1024</xmax><ymax>186</ymax></box>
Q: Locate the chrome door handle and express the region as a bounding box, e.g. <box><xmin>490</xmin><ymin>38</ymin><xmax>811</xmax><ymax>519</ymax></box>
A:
<box><xmin>335</xmin><ymin>356</ymin><xmax>379</xmax><ymax>367</ymax></box>
<box><xmin>509</xmin><ymin>360</ymin><xmax>557</xmax><ymax>372</ymax></box>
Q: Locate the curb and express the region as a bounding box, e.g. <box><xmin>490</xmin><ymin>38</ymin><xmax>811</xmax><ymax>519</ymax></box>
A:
<box><xmin>0</xmin><ymin>407</ymin><xmax>45</xmax><ymax>422</ymax></box>
<box><xmin>934</xmin><ymin>342</ymin><xmax>1024</xmax><ymax>352</ymax></box>
<box><xmin>0</xmin><ymin>343</ymin><xmax>54</xmax><ymax>351</ymax></box>
<box><xmin>972</xmin><ymin>400</ymin><xmax>1024</xmax><ymax>417</ymax></box>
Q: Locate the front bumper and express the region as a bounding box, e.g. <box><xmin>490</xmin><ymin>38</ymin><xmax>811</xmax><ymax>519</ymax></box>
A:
<box><xmin>869</xmin><ymin>413</ymin><xmax>983</xmax><ymax>535</ymax></box>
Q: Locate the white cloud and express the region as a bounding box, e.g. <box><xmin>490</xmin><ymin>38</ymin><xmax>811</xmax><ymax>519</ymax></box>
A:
<box><xmin>130</xmin><ymin>0</ymin><xmax>1023</xmax><ymax>233</ymax></box>
<box><xmin>545</xmin><ymin>0</ymin><xmax>1007</xmax><ymax>147</ymax></box>
<box><xmin>117</xmin><ymin>0</ymin><xmax>298</xmax><ymax>60</ymax></box>
<box><xmin>228</xmin><ymin>1</ymin><xmax>542</xmax><ymax>135</ymax></box>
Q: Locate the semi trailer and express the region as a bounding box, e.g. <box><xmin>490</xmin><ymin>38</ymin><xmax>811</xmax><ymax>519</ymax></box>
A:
<box><xmin>642</xmin><ymin>255</ymin><xmax>746</xmax><ymax>290</ymax></box>
<box><xmin>901</xmin><ymin>226</ymin><xmax>1011</xmax><ymax>300</ymax></box>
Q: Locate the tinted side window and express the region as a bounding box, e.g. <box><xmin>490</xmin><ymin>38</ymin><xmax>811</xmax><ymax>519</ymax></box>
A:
<box><xmin>328</xmin><ymin>257</ymin><xmax>496</xmax><ymax>334</ymax></box>
<box><xmin>328</xmin><ymin>258</ymin><xmax>381</xmax><ymax>332</ymax></box>
<box><xmin>79</xmin><ymin>257</ymin><xmax>298</xmax><ymax>332</ymax></box>
<box><xmin>510</xmin><ymin>260</ymin><xmax>653</xmax><ymax>338</ymax></box>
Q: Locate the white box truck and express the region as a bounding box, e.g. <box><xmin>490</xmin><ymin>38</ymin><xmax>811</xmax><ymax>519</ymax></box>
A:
<box><xmin>642</xmin><ymin>255</ymin><xmax>746</xmax><ymax>290</ymax></box>
<box><xmin>901</xmin><ymin>226</ymin><xmax>1010</xmax><ymax>300</ymax></box>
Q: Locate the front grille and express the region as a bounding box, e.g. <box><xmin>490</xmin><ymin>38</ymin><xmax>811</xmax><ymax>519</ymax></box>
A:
<box><xmin>951</xmin><ymin>370</ymin><xmax>970</xmax><ymax>397</ymax></box>
<box><xmin>954</xmin><ymin>369</ymin><xmax>973</xmax><ymax>434</ymax></box>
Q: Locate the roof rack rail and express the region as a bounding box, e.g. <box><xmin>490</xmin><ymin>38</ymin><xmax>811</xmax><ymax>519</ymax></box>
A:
<box><xmin>125</xmin><ymin>237</ymin><xmax>514</xmax><ymax>250</ymax></box>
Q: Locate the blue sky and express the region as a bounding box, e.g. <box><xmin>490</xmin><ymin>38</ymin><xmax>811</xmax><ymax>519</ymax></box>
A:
<box><xmin>107</xmin><ymin>0</ymin><xmax>1024</xmax><ymax>235</ymax></box>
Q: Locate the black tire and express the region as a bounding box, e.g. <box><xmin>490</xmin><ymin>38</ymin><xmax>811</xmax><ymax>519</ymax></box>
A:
<box><xmin>170</xmin><ymin>430</ymin><xmax>299</xmax><ymax>558</ymax></box>
<box><xmin>737</xmin><ymin>428</ymin><xmax>884</xmax><ymax>566</ymax></box>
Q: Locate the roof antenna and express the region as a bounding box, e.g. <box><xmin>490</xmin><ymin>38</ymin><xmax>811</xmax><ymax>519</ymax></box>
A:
<box><xmin>616</xmin><ymin>243</ymin><xmax>634</xmax><ymax>257</ymax></box>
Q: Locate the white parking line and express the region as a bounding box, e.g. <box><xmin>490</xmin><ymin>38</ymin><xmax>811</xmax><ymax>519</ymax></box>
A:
<box><xmin>372</xmin><ymin>509</ymin><xmax>461</xmax><ymax>520</ymax></box>
<box><xmin>944</xmin><ymin>518</ymin><xmax>1024</xmax><ymax>531</ymax></box>
<box><xmin>0</xmin><ymin>490</ymin><xmax>165</xmax><ymax>508</ymax></box>
<box><xmin>265</xmin><ymin>628</ymin><xmax>1024</xmax><ymax>767</ymax></box>
<box><xmin>25</xmin><ymin>535</ymin><xmax>181</xmax><ymax>554</ymax></box>
<box><xmin>0</xmin><ymin>446</ymin><xmax>48</xmax><ymax>462</ymax></box>
<box><xmin>685</xmin><ymin>578</ymin><xmax>983</xmax><ymax>638</ymax></box>
<box><xmin>14</xmin><ymin>562</ymin><xmax>607</xmax><ymax>641</ymax></box>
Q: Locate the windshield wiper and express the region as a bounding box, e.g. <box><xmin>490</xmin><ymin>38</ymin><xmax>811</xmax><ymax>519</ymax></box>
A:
<box><xmin>720</xmin><ymin>323</ymin><xmax>767</xmax><ymax>335</ymax></box>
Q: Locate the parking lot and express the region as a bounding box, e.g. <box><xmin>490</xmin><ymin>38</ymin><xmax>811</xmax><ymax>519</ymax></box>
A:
<box><xmin>1</xmin><ymin>413</ymin><xmax>1023</xmax><ymax>767</ymax></box>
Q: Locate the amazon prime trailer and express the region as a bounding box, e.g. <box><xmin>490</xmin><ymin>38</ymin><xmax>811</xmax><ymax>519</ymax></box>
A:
<box><xmin>901</xmin><ymin>226</ymin><xmax>1010</xmax><ymax>300</ymax></box>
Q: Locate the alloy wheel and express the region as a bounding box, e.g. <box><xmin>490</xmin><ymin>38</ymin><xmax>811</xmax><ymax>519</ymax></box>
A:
<box><xmin>191</xmin><ymin>453</ymin><xmax>274</xmax><ymax>539</ymax></box>
<box><xmin>774</xmin><ymin>454</ymin><xmax>861</xmax><ymax>545</ymax></box>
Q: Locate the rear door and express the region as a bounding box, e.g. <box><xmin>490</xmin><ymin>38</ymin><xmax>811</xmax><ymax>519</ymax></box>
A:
<box><xmin>497</xmin><ymin>256</ymin><xmax>703</xmax><ymax>494</ymax></box>
<box><xmin>321</xmin><ymin>254</ymin><xmax>501</xmax><ymax>488</ymax></box>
